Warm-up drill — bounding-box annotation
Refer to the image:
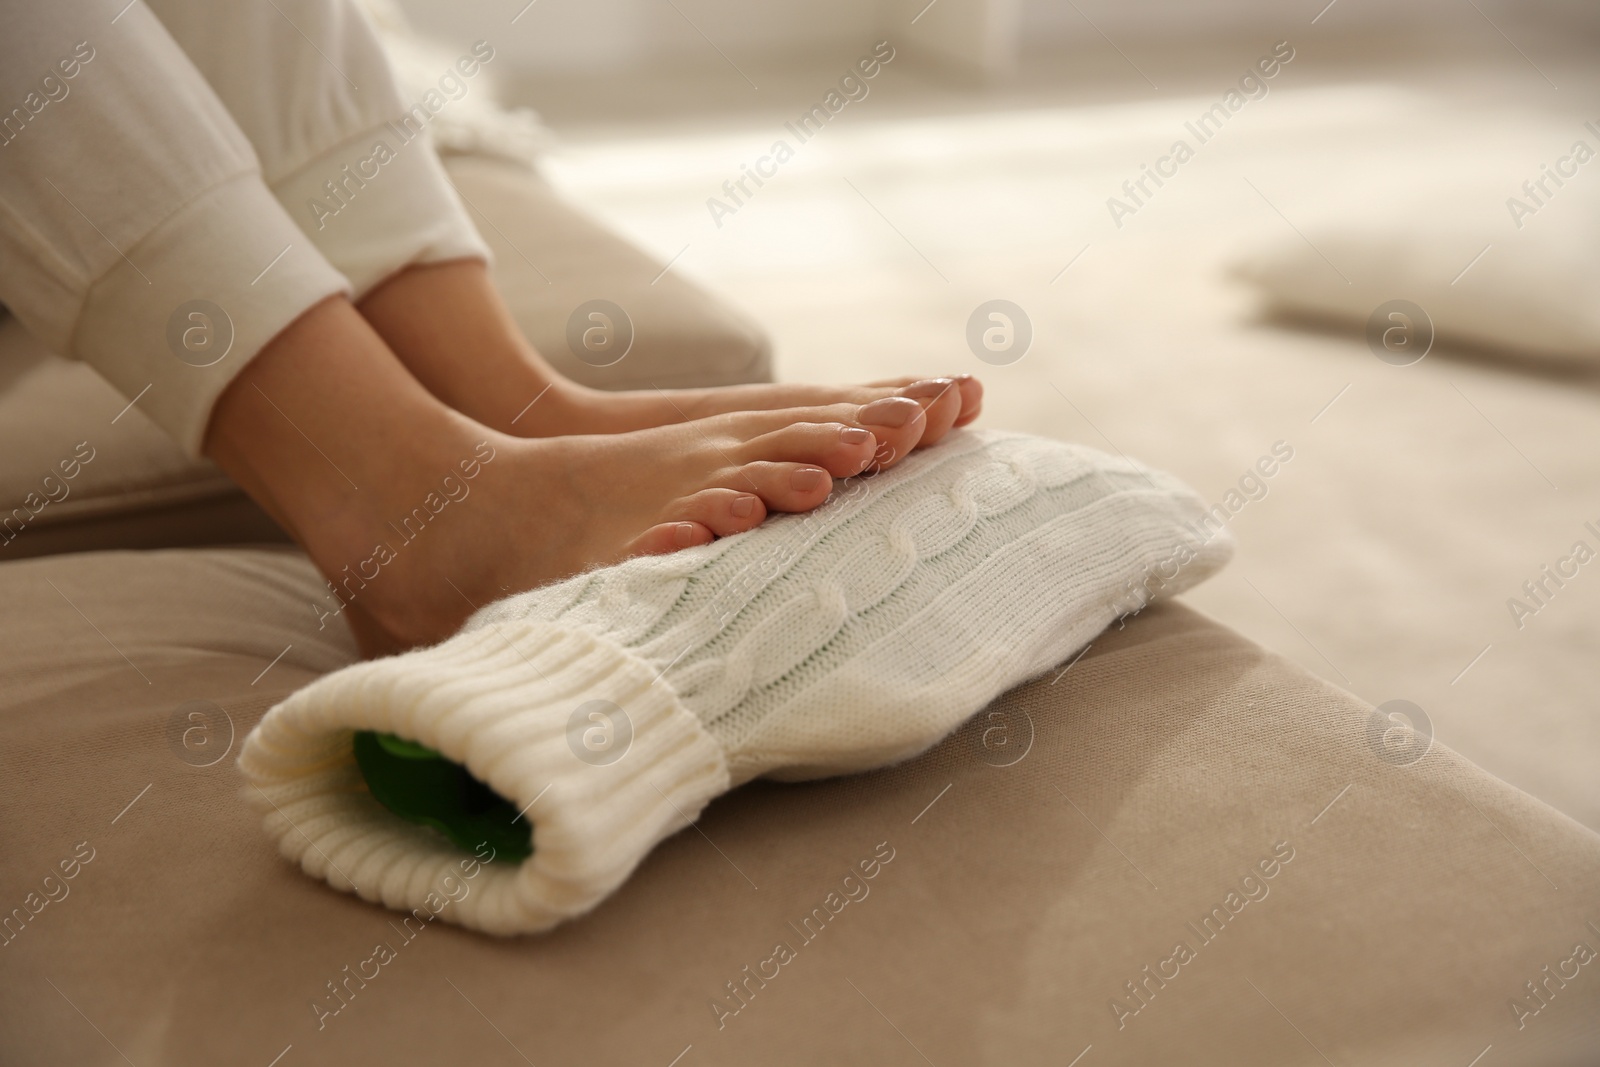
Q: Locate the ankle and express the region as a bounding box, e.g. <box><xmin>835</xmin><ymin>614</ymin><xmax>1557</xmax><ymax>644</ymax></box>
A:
<box><xmin>358</xmin><ymin>260</ymin><xmax>598</xmax><ymax>436</ymax></box>
<box><xmin>204</xmin><ymin>295</ymin><xmax>514</xmax><ymax>645</ymax></box>
<box><xmin>490</xmin><ymin>376</ymin><xmax>597</xmax><ymax>437</ymax></box>
<box><xmin>317</xmin><ymin>431</ymin><xmax>514</xmax><ymax>652</ymax></box>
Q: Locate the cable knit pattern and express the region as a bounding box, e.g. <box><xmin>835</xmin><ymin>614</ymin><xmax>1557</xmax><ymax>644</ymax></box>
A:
<box><xmin>240</xmin><ymin>429</ymin><xmax>1233</xmax><ymax>934</ymax></box>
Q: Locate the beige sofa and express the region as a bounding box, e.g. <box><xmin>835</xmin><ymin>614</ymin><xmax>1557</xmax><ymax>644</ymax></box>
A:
<box><xmin>2</xmin><ymin>159</ymin><xmax>1596</xmax><ymax>1066</ymax></box>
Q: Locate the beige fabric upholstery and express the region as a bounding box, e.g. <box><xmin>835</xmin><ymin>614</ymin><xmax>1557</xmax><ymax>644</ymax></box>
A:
<box><xmin>0</xmin><ymin>316</ymin><xmax>286</xmax><ymax>560</ymax></box>
<box><xmin>0</xmin><ymin>156</ymin><xmax>772</xmax><ymax>561</ymax></box>
<box><xmin>2</xmin><ymin>546</ymin><xmax>1594</xmax><ymax>1064</ymax></box>
<box><xmin>451</xmin><ymin>156</ymin><xmax>774</xmax><ymax>393</ymax></box>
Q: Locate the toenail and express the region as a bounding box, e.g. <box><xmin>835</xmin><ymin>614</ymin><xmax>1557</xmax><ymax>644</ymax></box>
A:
<box><xmin>900</xmin><ymin>378</ymin><xmax>954</xmax><ymax>400</ymax></box>
<box><xmin>859</xmin><ymin>397</ymin><xmax>919</xmax><ymax>428</ymax></box>
<box><xmin>731</xmin><ymin>494</ymin><xmax>757</xmax><ymax>518</ymax></box>
<box><xmin>673</xmin><ymin>522</ymin><xmax>697</xmax><ymax>547</ymax></box>
<box><xmin>840</xmin><ymin>426</ymin><xmax>873</xmax><ymax>445</ymax></box>
<box><xmin>790</xmin><ymin>467</ymin><xmax>826</xmax><ymax>492</ymax></box>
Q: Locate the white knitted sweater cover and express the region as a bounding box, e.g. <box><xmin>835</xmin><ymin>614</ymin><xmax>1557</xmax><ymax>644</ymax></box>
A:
<box><xmin>240</xmin><ymin>430</ymin><xmax>1232</xmax><ymax>934</ymax></box>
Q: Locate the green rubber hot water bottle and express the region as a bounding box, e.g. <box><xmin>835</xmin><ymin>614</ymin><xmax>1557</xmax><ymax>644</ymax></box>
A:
<box><xmin>351</xmin><ymin>731</ymin><xmax>532</xmax><ymax>862</ymax></box>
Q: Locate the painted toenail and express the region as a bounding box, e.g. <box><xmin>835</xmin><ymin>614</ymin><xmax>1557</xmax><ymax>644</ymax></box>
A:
<box><xmin>791</xmin><ymin>468</ymin><xmax>825</xmax><ymax>492</ymax></box>
<box><xmin>840</xmin><ymin>426</ymin><xmax>873</xmax><ymax>445</ymax></box>
<box><xmin>859</xmin><ymin>397</ymin><xmax>919</xmax><ymax>428</ymax></box>
<box><xmin>673</xmin><ymin>522</ymin><xmax>697</xmax><ymax>547</ymax></box>
<box><xmin>731</xmin><ymin>494</ymin><xmax>757</xmax><ymax>518</ymax></box>
<box><xmin>901</xmin><ymin>378</ymin><xmax>954</xmax><ymax>400</ymax></box>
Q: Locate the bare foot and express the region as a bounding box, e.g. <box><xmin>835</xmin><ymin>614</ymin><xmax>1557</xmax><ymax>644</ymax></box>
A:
<box><xmin>356</xmin><ymin>260</ymin><xmax>983</xmax><ymax>449</ymax></box>
<box><xmin>332</xmin><ymin>398</ymin><xmax>932</xmax><ymax>654</ymax></box>
<box><xmin>542</xmin><ymin>375</ymin><xmax>983</xmax><ymax>448</ymax></box>
<box><xmin>206</xmin><ymin>293</ymin><xmax>942</xmax><ymax>658</ymax></box>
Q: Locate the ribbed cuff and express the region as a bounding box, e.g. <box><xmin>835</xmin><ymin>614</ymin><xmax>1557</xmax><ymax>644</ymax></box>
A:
<box><xmin>73</xmin><ymin>171</ymin><xmax>350</xmax><ymax>456</ymax></box>
<box><xmin>239</xmin><ymin>621</ymin><xmax>728</xmax><ymax>936</ymax></box>
<box><xmin>271</xmin><ymin>124</ymin><xmax>492</xmax><ymax>299</ymax></box>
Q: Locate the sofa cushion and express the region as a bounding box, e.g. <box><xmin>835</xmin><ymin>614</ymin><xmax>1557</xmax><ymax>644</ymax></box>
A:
<box><xmin>1</xmin><ymin>545</ymin><xmax>1594</xmax><ymax>1064</ymax></box>
<box><xmin>449</xmin><ymin>156</ymin><xmax>773</xmax><ymax>392</ymax></box>
<box><xmin>0</xmin><ymin>316</ymin><xmax>286</xmax><ymax>561</ymax></box>
<box><xmin>1229</xmin><ymin>172</ymin><xmax>1600</xmax><ymax>368</ymax></box>
<box><xmin>0</xmin><ymin>156</ymin><xmax>773</xmax><ymax>560</ymax></box>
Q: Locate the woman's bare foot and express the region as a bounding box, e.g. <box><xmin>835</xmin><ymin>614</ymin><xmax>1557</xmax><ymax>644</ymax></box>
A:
<box><xmin>337</xmin><ymin>399</ymin><xmax>930</xmax><ymax>653</ymax></box>
<box><xmin>548</xmin><ymin>374</ymin><xmax>982</xmax><ymax>446</ymax></box>
<box><xmin>356</xmin><ymin>260</ymin><xmax>983</xmax><ymax>447</ymax></box>
<box><xmin>203</xmin><ymin>294</ymin><xmax>936</xmax><ymax>656</ymax></box>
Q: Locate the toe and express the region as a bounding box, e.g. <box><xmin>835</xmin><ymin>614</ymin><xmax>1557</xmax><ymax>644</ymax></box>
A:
<box><xmin>952</xmin><ymin>374</ymin><xmax>983</xmax><ymax>426</ymax></box>
<box><xmin>872</xmin><ymin>373</ymin><xmax>982</xmax><ymax>428</ymax></box>
<box><xmin>624</xmin><ymin>520</ymin><xmax>715</xmax><ymax>558</ymax></box>
<box><xmin>719</xmin><ymin>461</ymin><xmax>834</xmax><ymax>513</ymax></box>
<box><xmin>713</xmin><ymin>398</ymin><xmax>924</xmax><ymax>472</ymax></box>
<box><xmin>866</xmin><ymin>375</ymin><xmax>921</xmax><ymax>397</ymax></box>
<box><xmin>897</xmin><ymin>378</ymin><xmax>963</xmax><ymax>447</ymax></box>
<box><xmin>738</xmin><ymin>422</ymin><xmax>879</xmax><ymax>477</ymax></box>
<box><xmin>666</xmin><ymin>488</ymin><xmax>768</xmax><ymax>537</ymax></box>
<box><xmin>854</xmin><ymin>396</ymin><xmax>927</xmax><ymax>471</ymax></box>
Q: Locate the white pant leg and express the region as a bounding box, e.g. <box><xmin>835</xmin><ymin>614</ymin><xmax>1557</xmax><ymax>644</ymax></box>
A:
<box><xmin>0</xmin><ymin>0</ymin><xmax>350</xmax><ymax>455</ymax></box>
<box><xmin>146</xmin><ymin>0</ymin><xmax>490</xmax><ymax>299</ymax></box>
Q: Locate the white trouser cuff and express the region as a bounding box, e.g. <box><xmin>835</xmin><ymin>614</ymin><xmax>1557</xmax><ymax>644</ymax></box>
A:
<box><xmin>272</xmin><ymin>123</ymin><xmax>492</xmax><ymax>298</ymax></box>
<box><xmin>74</xmin><ymin>171</ymin><xmax>349</xmax><ymax>456</ymax></box>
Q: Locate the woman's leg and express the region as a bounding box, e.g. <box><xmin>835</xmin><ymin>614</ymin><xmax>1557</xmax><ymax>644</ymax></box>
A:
<box><xmin>205</xmin><ymin>294</ymin><xmax>936</xmax><ymax>654</ymax></box>
<box><xmin>0</xmin><ymin>1</ymin><xmax>349</xmax><ymax>456</ymax></box>
<box><xmin>144</xmin><ymin>0</ymin><xmax>983</xmax><ymax>447</ymax></box>
<box><xmin>0</xmin><ymin>0</ymin><xmax>939</xmax><ymax>661</ymax></box>
<box><xmin>357</xmin><ymin>259</ymin><xmax>985</xmax><ymax>453</ymax></box>
<box><xmin>145</xmin><ymin>0</ymin><xmax>491</xmax><ymax>299</ymax></box>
